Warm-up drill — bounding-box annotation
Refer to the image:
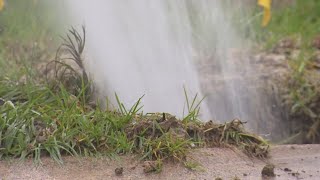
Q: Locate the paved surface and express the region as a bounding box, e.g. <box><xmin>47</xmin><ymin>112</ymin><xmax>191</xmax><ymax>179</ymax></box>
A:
<box><xmin>0</xmin><ymin>144</ymin><xmax>319</xmax><ymax>180</ymax></box>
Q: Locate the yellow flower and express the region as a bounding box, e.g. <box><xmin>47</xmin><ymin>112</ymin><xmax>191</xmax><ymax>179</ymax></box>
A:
<box><xmin>258</xmin><ymin>0</ymin><xmax>272</xmax><ymax>27</ymax></box>
<box><xmin>0</xmin><ymin>0</ymin><xmax>4</xmax><ymax>11</ymax></box>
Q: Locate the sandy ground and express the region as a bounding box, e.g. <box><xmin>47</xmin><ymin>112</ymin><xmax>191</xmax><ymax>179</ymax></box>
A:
<box><xmin>0</xmin><ymin>144</ymin><xmax>319</xmax><ymax>180</ymax></box>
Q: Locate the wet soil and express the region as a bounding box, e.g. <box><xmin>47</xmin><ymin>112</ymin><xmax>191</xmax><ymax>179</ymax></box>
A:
<box><xmin>1</xmin><ymin>144</ymin><xmax>319</xmax><ymax>180</ymax></box>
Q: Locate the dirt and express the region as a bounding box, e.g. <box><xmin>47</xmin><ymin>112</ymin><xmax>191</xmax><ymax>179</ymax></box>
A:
<box><xmin>0</xmin><ymin>144</ymin><xmax>319</xmax><ymax>180</ymax></box>
<box><xmin>124</xmin><ymin>113</ymin><xmax>269</xmax><ymax>162</ymax></box>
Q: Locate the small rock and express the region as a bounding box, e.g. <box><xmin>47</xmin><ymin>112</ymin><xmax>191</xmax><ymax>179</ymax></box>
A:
<box><xmin>115</xmin><ymin>167</ymin><xmax>123</xmax><ymax>176</ymax></box>
<box><xmin>261</xmin><ymin>164</ymin><xmax>275</xmax><ymax>177</ymax></box>
<box><xmin>290</xmin><ymin>172</ymin><xmax>300</xmax><ymax>177</ymax></box>
<box><xmin>284</xmin><ymin>167</ymin><xmax>292</xmax><ymax>172</ymax></box>
<box><xmin>215</xmin><ymin>178</ymin><xmax>223</xmax><ymax>180</ymax></box>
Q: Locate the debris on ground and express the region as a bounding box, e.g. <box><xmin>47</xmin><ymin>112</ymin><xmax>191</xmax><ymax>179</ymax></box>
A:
<box><xmin>142</xmin><ymin>160</ymin><xmax>162</xmax><ymax>173</ymax></box>
<box><xmin>125</xmin><ymin>113</ymin><xmax>269</xmax><ymax>161</ymax></box>
<box><xmin>283</xmin><ymin>167</ymin><xmax>292</xmax><ymax>172</ymax></box>
<box><xmin>115</xmin><ymin>167</ymin><xmax>123</xmax><ymax>176</ymax></box>
<box><xmin>289</xmin><ymin>172</ymin><xmax>300</xmax><ymax>177</ymax></box>
<box><xmin>261</xmin><ymin>164</ymin><xmax>275</xmax><ymax>177</ymax></box>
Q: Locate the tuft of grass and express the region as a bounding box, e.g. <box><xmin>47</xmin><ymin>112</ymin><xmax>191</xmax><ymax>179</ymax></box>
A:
<box><xmin>46</xmin><ymin>26</ymin><xmax>92</xmax><ymax>105</ymax></box>
<box><xmin>183</xmin><ymin>87</ymin><xmax>205</xmax><ymax>122</ymax></box>
<box><xmin>0</xmin><ymin>78</ymin><xmax>138</xmax><ymax>163</ymax></box>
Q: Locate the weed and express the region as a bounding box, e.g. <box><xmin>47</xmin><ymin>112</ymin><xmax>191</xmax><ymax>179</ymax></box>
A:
<box><xmin>183</xmin><ymin>87</ymin><xmax>205</xmax><ymax>122</ymax></box>
<box><xmin>45</xmin><ymin>26</ymin><xmax>92</xmax><ymax>106</ymax></box>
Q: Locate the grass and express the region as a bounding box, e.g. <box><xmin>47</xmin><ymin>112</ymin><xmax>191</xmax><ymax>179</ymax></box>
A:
<box><xmin>1</xmin><ymin>78</ymin><xmax>126</xmax><ymax>162</ymax></box>
<box><xmin>182</xmin><ymin>87</ymin><xmax>205</xmax><ymax>122</ymax></box>
<box><xmin>0</xmin><ymin>76</ymin><xmax>269</xmax><ymax>166</ymax></box>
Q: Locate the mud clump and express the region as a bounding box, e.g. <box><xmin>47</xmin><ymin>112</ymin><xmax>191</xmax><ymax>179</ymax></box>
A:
<box><xmin>114</xmin><ymin>167</ymin><xmax>123</xmax><ymax>176</ymax></box>
<box><xmin>142</xmin><ymin>161</ymin><xmax>162</xmax><ymax>173</ymax></box>
<box><xmin>125</xmin><ymin>113</ymin><xmax>269</xmax><ymax>161</ymax></box>
<box><xmin>261</xmin><ymin>164</ymin><xmax>275</xmax><ymax>177</ymax></box>
<box><xmin>283</xmin><ymin>167</ymin><xmax>292</xmax><ymax>172</ymax></box>
<box><xmin>289</xmin><ymin>172</ymin><xmax>300</xmax><ymax>177</ymax></box>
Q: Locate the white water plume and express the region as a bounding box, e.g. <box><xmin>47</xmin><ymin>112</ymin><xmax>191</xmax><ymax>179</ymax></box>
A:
<box><xmin>66</xmin><ymin>0</ymin><xmax>282</xmax><ymax>138</ymax></box>
<box><xmin>66</xmin><ymin>0</ymin><xmax>211</xmax><ymax>119</ymax></box>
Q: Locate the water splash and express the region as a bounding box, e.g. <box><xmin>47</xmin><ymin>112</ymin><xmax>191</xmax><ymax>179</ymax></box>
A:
<box><xmin>67</xmin><ymin>0</ymin><xmax>211</xmax><ymax>118</ymax></box>
<box><xmin>66</xmin><ymin>0</ymin><xmax>282</xmax><ymax>138</ymax></box>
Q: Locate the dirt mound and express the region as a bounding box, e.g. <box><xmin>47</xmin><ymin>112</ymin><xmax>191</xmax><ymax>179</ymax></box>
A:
<box><xmin>125</xmin><ymin>113</ymin><xmax>269</xmax><ymax>161</ymax></box>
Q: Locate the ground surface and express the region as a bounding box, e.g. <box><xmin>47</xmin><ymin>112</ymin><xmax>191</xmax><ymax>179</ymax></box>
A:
<box><xmin>0</xmin><ymin>144</ymin><xmax>319</xmax><ymax>180</ymax></box>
